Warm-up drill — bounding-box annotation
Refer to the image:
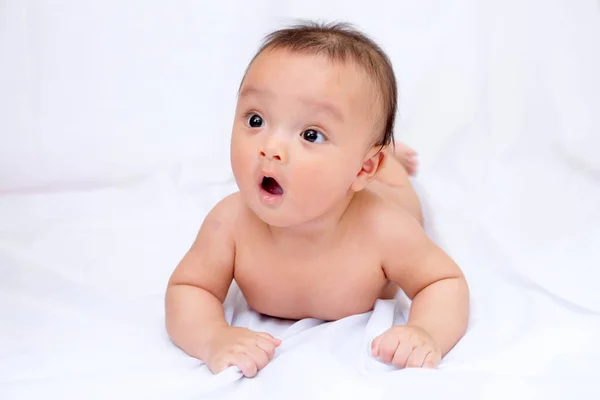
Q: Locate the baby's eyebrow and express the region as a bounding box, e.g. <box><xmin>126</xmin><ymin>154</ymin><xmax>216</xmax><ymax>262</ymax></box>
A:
<box><xmin>238</xmin><ymin>85</ymin><xmax>344</xmax><ymax>122</ymax></box>
<box><xmin>302</xmin><ymin>98</ymin><xmax>344</xmax><ymax>123</ymax></box>
<box><xmin>239</xmin><ymin>86</ymin><xmax>268</xmax><ymax>98</ymax></box>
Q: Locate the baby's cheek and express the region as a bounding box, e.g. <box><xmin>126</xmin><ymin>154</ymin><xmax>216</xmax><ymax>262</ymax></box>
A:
<box><xmin>299</xmin><ymin>164</ymin><xmax>350</xmax><ymax>197</ymax></box>
<box><xmin>230</xmin><ymin>135</ymin><xmax>249</xmax><ymax>167</ymax></box>
<box><xmin>230</xmin><ymin>150</ymin><xmax>242</xmax><ymax>177</ymax></box>
<box><xmin>330</xmin><ymin>160</ymin><xmax>359</xmax><ymax>189</ymax></box>
<box><xmin>230</xmin><ymin>149</ymin><xmax>251</xmax><ymax>188</ymax></box>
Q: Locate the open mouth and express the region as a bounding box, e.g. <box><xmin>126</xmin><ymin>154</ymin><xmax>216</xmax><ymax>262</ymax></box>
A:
<box><xmin>261</xmin><ymin>176</ymin><xmax>283</xmax><ymax>195</ymax></box>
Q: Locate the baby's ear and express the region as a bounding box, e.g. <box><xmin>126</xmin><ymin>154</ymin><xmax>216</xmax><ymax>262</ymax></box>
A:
<box><xmin>351</xmin><ymin>147</ymin><xmax>386</xmax><ymax>192</ymax></box>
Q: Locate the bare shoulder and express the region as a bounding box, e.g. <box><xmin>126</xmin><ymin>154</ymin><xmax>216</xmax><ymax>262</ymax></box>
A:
<box><xmin>191</xmin><ymin>191</ymin><xmax>247</xmax><ymax>257</ymax></box>
<box><xmin>167</xmin><ymin>192</ymin><xmax>245</xmax><ymax>300</ymax></box>
<box><xmin>379</xmin><ymin>198</ymin><xmax>423</xmax><ymax>246</ymax></box>
<box><xmin>178</xmin><ymin>190</ymin><xmax>245</xmax><ymax>258</ymax></box>
<box><xmin>358</xmin><ymin>191</ymin><xmax>463</xmax><ymax>299</ymax></box>
<box><xmin>357</xmin><ymin>189</ymin><xmax>422</xmax><ymax>246</ymax></box>
<box><xmin>204</xmin><ymin>191</ymin><xmax>245</xmax><ymax>227</ymax></box>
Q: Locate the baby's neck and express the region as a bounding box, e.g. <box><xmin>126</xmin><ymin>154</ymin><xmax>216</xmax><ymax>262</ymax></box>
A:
<box><xmin>267</xmin><ymin>195</ymin><xmax>355</xmax><ymax>249</ymax></box>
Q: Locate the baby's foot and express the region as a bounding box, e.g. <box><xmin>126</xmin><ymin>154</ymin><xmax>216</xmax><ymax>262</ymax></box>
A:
<box><xmin>393</xmin><ymin>142</ymin><xmax>418</xmax><ymax>176</ymax></box>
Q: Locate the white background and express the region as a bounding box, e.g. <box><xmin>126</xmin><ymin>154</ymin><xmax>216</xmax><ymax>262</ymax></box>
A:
<box><xmin>3</xmin><ymin>0</ymin><xmax>597</xmax><ymax>192</ymax></box>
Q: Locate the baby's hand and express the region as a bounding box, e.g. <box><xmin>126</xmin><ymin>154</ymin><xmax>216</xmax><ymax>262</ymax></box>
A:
<box><xmin>204</xmin><ymin>326</ymin><xmax>281</xmax><ymax>378</ymax></box>
<box><xmin>371</xmin><ymin>325</ymin><xmax>441</xmax><ymax>369</ymax></box>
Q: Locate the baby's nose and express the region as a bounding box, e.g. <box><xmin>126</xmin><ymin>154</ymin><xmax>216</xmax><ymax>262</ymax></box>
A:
<box><xmin>260</xmin><ymin>140</ymin><xmax>288</xmax><ymax>163</ymax></box>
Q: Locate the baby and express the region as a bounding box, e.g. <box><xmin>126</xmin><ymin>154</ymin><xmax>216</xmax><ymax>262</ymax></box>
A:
<box><xmin>165</xmin><ymin>22</ymin><xmax>469</xmax><ymax>378</ymax></box>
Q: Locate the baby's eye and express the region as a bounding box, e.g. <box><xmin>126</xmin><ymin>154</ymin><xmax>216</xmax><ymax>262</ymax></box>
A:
<box><xmin>300</xmin><ymin>129</ymin><xmax>326</xmax><ymax>143</ymax></box>
<box><xmin>246</xmin><ymin>113</ymin><xmax>264</xmax><ymax>128</ymax></box>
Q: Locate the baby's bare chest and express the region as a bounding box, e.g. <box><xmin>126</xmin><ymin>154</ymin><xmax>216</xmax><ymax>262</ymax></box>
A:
<box><xmin>233</xmin><ymin>235</ymin><xmax>391</xmax><ymax>321</ymax></box>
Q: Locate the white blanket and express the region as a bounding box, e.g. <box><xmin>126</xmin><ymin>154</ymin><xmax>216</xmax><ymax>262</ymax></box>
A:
<box><xmin>1</xmin><ymin>175</ymin><xmax>599</xmax><ymax>399</ymax></box>
<box><xmin>1</xmin><ymin>0</ymin><xmax>600</xmax><ymax>398</ymax></box>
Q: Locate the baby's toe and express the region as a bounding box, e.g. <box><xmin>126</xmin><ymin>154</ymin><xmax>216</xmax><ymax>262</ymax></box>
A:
<box><xmin>395</xmin><ymin>142</ymin><xmax>417</xmax><ymax>156</ymax></box>
<box><xmin>392</xmin><ymin>142</ymin><xmax>419</xmax><ymax>176</ymax></box>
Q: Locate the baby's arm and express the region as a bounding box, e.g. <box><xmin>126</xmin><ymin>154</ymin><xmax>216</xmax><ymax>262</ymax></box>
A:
<box><xmin>373</xmin><ymin>208</ymin><xmax>469</xmax><ymax>367</ymax></box>
<box><xmin>165</xmin><ymin>196</ymin><xmax>280</xmax><ymax>377</ymax></box>
<box><xmin>165</xmin><ymin>198</ymin><xmax>235</xmax><ymax>358</ymax></box>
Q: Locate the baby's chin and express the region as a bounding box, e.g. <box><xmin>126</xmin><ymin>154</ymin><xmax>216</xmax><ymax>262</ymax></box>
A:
<box><xmin>244</xmin><ymin>197</ymin><xmax>305</xmax><ymax>228</ymax></box>
<box><xmin>248</xmin><ymin>204</ymin><xmax>289</xmax><ymax>226</ymax></box>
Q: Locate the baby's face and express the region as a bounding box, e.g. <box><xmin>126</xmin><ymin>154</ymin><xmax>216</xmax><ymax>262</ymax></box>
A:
<box><xmin>230</xmin><ymin>49</ymin><xmax>380</xmax><ymax>227</ymax></box>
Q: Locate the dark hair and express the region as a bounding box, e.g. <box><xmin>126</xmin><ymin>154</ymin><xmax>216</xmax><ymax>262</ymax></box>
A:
<box><xmin>245</xmin><ymin>21</ymin><xmax>397</xmax><ymax>148</ymax></box>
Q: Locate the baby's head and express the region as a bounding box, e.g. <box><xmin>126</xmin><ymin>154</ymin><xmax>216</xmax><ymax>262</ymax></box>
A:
<box><xmin>230</xmin><ymin>21</ymin><xmax>398</xmax><ymax>227</ymax></box>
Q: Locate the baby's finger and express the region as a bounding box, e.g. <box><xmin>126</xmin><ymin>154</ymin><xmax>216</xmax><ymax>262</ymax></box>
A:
<box><xmin>392</xmin><ymin>342</ymin><xmax>415</xmax><ymax>369</ymax></box>
<box><xmin>257</xmin><ymin>332</ymin><xmax>282</xmax><ymax>345</ymax></box>
<box><xmin>255</xmin><ymin>338</ymin><xmax>277</xmax><ymax>359</ymax></box>
<box><xmin>244</xmin><ymin>344</ymin><xmax>270</xmax><ymax>371</ymax></box>
<box><xmin>406</xmin><ymin>347</ymin><xmax>430</xmax><ymax>368</ymax></box>
<box><xmin>371</xmin><ymin>335</ymin><xmax>383</xmax><ymax>357</ymax></box>
<box><xmin>377</xmin><ymin>334</ymin><xmax>400</xmax><ymax>363</ymax></box>
<box><xmin>255</xmin><ymin>333</ymin><xmax>279</xmax><ymax>348</ymax></box>
<box><xmin>208</xmin><ymin>357</ymin><xmax>230</xmax><ymax>375</ymax></box>
<box><xmin>423</xmin><ymin>351</ymin><xmax>441</xmax><ymax>369</ymax></box>
<box><xmin>231</xmin><ymin>353</ymin><xmax>259</xmax><ymax>378</ymax></box>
